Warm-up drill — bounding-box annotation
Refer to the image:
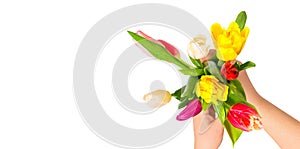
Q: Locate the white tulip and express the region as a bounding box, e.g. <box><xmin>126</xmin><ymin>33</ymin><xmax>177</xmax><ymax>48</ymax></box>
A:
<box><xmin>187</xmin><ymin>35</ymin><xmax>210</xmax><ymax>59</ymax></box>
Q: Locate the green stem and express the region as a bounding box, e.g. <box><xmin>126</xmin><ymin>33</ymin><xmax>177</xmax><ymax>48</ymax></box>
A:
<box><xmin>223</xmin><ymin>102</ymin><xmax>232</xmax><ymax>109</ymax></box>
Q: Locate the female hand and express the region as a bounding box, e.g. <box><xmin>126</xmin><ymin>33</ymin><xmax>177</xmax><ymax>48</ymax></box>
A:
<box><xmin>193</xmin><ymin>108</ymin><xmax>224</xmax><ymax>149</ymax></box>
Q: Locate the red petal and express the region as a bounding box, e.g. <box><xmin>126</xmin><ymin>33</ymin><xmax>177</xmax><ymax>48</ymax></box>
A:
<box><xmin>228</xmin><ymin>103</ymin><xmax>260</xmax><ymax>131</ymax></box>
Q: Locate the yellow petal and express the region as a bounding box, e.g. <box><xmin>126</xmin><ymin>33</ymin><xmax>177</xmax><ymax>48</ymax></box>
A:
<box><xmin>239</xmin><ymin>27</ymin><xmax>250</xmax><ymax>53</ymax></box>
<box><xmin>218</xmin><ymin>34</ymin><xmax>232</xmax><ymax>48</ymax></box>
<box><xmin>228</xmin><ymin>22</ymin><xmax>240</xmax><ymax>33</ymax></box>
<box><xmin>241</xmin><ymin>27</ymin><xmax>250</xmax><ymax>39</ymax></box>
<box><xmin>211</xmin><ymin>23</ymin><xmax>223</xmax><ymax>41</ymax></box>
<box><xmin>216</xmin><ymin>47</ymin><xmax>237</xmax><ymax>61</ymax></box>
<box><xmin>218</xmin><ymin>85</ymin><xmax>229</xmax><ymax>101</ymax></box>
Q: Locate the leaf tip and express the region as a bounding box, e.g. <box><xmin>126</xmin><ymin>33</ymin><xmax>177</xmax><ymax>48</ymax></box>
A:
<box><xmin>127</xmin><ymin>30</ymin><xmax>135</xmax><ymax>36</ymax></box>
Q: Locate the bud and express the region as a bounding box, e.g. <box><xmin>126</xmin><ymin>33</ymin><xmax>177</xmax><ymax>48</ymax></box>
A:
<box><xmin>136</xmin><ymin>30</ymin><xmax>180</xmax><ymax>57</ymax></box>
<box><xmin>143</xmin><ymin>90</ymin><xmax>171</xmax><ymax>108</ymax></box>
<box><xmin>228</xmin><ymin>103</ymin><xmax>263</xmax><ymax>132</ymax></box>
<box><xmin>221</xmin><ymin>61</ymin><xmax>239</xmax><ymax>80</ymax></box>
<box><xmin>176</xmin><ymin>99</ymin><xmax>202</xmax><ymax>121</ymax></box>
<box><xmin>187</xmin><ymin>35</ymin><xmax>210</xmax><ymax>59</ymax></box>
<box><xmin>196</xmin><ymin>75</ymin><xmax>228</xmax><ymax>103</ymax></box>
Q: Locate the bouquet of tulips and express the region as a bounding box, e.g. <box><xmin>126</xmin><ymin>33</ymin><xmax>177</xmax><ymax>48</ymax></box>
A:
<box><xmin>128</xmin><ymin>11</ymin><xmax>262</xmax><ymax>146</ymax></box>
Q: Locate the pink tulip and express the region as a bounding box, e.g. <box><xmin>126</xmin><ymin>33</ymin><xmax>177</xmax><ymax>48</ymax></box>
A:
<box><xmin>200</xmin><ymin>49</ymin><xmax>216</xmax><ymax>63</ymax></box>
<box><xmin>228</xmin><ymin>103</ymin><xmax>263</xmax><ymax>132</ymax></box>
<box><xmin>176</xmin><ymin>99</ymin><xmax>202</xmax><ymax>121</ymax></box>
<box><xmin>136</xmin><ymin>30</ymin><xmax>180</xmax><ymax>57</ymax></box>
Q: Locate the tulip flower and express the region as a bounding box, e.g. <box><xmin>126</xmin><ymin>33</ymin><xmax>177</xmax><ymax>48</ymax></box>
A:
<box><xmin>143</xmin><ymin>90</ymin><xmax>171</xmax><ymax>108</ymax></box>
<box><xmin>221</xmin><ymin>61</ymin><xmax>239</xmax><ymax>80</ymax></box>
<box><xmin>196</xmin><ymin>75</ymin><xmax>229</xmax><ymax>103</ymax></box>
<box><xmin>228</xmin><ymin>103</ymin><xmax>263</xmax><ymax>132</ymax></box>
<box><xmin>211</xmin><ymin>22</ymin><xmax>249</xmax><ymax>61</ymax></box>
<box><xmin>176</xmin><ymin>99</ymin><xmax>202</xmax><ymax>121</ymax></box>
<box><xmin>136</xmin><ymin>30</ymin><xmax>180</xmax><ymax>57</ymax></box>
<box><xmin>187</xmin><ymin>35</ymin><xmax>211</xmax><ymax>59</ymax></box>
<box><xmin>200</xmin><ymin>49</ymin><xmax>216</xmax><ymax>63</ymax></box>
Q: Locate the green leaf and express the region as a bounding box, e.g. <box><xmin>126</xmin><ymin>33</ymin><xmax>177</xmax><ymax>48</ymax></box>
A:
<box><xmin>171</xmin><ymin>86</ymin><xmax>186</xmax><ymax>101</ymax></box>
<box><xmin>203</xmin><ymin>67</ymin><xmax>210</xmax><ymax>75</ymax></box>
<box><xmin>206</xmin><ymin>61</ymin><xmax>226</xmax><ymax>83</ymax></box>
<box><xmin>189</xmin><ymin>56</ymin><xmax>203</xmax><ymax>68</ymax></box>
<box><xmin>178</xmin><ymin>97</ymin><xmax>190</xmax><ymax>109</ymax></box>
<box><xmin>235</xmin><ymin>11</ymin><xmax>247</xmax><ymax>30</ymax></box>
<box><xmin>182</xmin><ymin>76</ymin><xmax>198</xmax><ymax>99</ymax></box>
<box><xmin>234</xmin><ymin>62</ymin><xmax>240</xmax><ymax>70</ymax></box>
<box><xmin>179</xmin><ymin>69</ymin><xmax>203</xmax><ymax>76</ymax></box>
<box><xmin>227</xmin><ymin>94</ymin><xmax>244</xmax><ymax>105</ymax></box>
<box><xmin>213</xmin><ymin>102</ymin><xmax>226</xmax><ymax>124</ymax></box>
<box><xmin>217</xmin><ymin>60</ymin><xmax>224</xmax><ymax>68</ymax></box>
<box><xmin>128</xmin><ymin>31</ymin><xmax>200</xmax><ymax>76</ymax></box>
<box><xmin>200</xmin><ymin>98</ymin><xmax>211</xmax><ymax>111</ymax></box>
<box><xmin>224</xmin><ymin>120</ymin><xmax>243</xmax><ymax>147</ymax></box>
<box><xmin>239</xmin><ymin>61</ymin><xmax>256</xmax><ymax>71</ymax></box>
<box><xmin>228</xmin><ymin>79</ymin><xmax>246</xmax><ymax>101</ymax></box>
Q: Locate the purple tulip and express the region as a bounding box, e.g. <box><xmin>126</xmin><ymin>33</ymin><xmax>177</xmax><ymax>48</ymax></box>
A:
<box><xmin>176</xmin><ymin>99</ymin><xmax>202</xmax><ymax>121</ymax></box>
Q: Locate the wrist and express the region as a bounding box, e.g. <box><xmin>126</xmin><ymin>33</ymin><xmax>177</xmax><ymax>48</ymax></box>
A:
<box><xmin>237</xmin><ymin>71</ymin><xmax>262</xmax><ymax>105</ymax></box>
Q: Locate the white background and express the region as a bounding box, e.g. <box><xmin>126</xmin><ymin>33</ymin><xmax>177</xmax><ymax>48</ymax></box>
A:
<box><xmin>1</xmin><ymin>0</ymin><xmax>299</xmax><ymax>149</ymax></box>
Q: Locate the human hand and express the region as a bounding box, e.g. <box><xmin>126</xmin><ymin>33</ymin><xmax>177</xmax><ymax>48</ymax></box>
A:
<box><xmin>237</xmin><ymin>70</ymin><xmax>260</xmax><ymax>104</ymax></box>
<box><xmin>193</xmin><ymin>107</ymin><xmax>224</xmax><ymax>149</ymax></box>
<box><xmin>238</xmin><ymin>70</ymin><xmax>300</xmax><ymax>149</ymax></box>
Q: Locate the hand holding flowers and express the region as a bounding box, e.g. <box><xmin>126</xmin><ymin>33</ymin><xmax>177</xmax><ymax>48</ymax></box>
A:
<box><xmin>128</xmin><ymin>11</ymin><xmax>261</xmax><ymax>146</ymax></box>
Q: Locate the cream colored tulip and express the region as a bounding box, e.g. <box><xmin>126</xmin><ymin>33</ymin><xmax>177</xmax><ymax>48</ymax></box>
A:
<box><xmin>143</xmin><ymin>90</ymin><xmax>171</xmax><ymax>108</ymax></box>
<box><xmin>187</xmin><ymin>35</ymin><xmax>210</xmax><ymax>59</ymax></box>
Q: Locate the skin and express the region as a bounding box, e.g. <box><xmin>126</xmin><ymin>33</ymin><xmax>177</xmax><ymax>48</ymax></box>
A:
<box><xmin>193</xmin><ymin>111</ymin><xmax>224</xmax><ymax>149</ymax></box>
<box><xmin>194</xmin><ymin>71</ymin><xmax>300</xmax><ymax>149</ymax></box>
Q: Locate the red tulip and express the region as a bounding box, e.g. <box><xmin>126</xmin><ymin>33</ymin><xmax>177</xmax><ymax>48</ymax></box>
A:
<box><xmin>176</xmin><ymin>99</ymin><xmax>202</xmax><ymax>121</ymax></box>
<box><xmin>228</xmin><ymin>103</ymin><xmax>263</xmax><ymax>132</ymax></box>
<box><xmin>221</xmin><ymin>61</ymin><xmax>239</xmax><ymax>80</ymax></box>
<box><xmin>136</xmin><ymin>30</ymin><xmax>180</xmax><ymax>57</ymax></box>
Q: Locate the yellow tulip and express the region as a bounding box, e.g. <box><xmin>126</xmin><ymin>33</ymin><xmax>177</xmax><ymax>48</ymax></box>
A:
<box><xmin>196</xmin><ymin>75</ymin><xmax>228</xmax><ymax>103</ymax></box>
<box><xmin>211</xmin><ymin>22</ymin><xmax>250</xmax><ymax>61</ymax></box>
<box><xmin>143</xmin><ymin>90</ymin><xmax>171</xmax><ymax>108</ymax></box>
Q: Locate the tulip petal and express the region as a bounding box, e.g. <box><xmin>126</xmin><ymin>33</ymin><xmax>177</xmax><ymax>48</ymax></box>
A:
<box><xmin>228</xmin><ymin>103</ymin><xmax>262</xmax><ymax>132</ymax></box>
<box><xmin>157</xmin><ymin>39</ymin><xmax>180</xmax><ymax>57</ymax></box>
<box><xmin>200</xmin><ymin>49</ymin><xmax>216</xmax><ymax>62</ymax></box>
<box><xmin>221</xmin><ymin>61</ymin><xmax>239</xmax><ymax>80</ymax></box>
<box><xmin>210</xmin><ymin>22</ymin><xmax>249</xmax><ymax>61</ymax></box>
<box><xmin>136</xmin><ymin>30</ymin><xmax>156</xmax><ymax>42</ymax></box>
<box><xmin>196</xmin><ymin>75</ymin><xmax>229</xmax><ymax>103</ymax></box>
<box><xmin>136</xmin><ymin>30</ymin><xmax>179</xmax><ymax>57</ymax></box>
<box><xmin>187</xmin><ymin>35</ymin><xmax>210</xmax><ymax>59</ymax></box>
<box><xmin>211</xmin><ymin>23</ymin><xmax>223</xmax><ymax>41</ymax></box>
<box><xmin>176</xmin><ymin>99</ymin><xmax>202</xmax><ymax>121</ymax></box>
<box><xmin>143</xmin><ymin>90</ymin><xmax>171</xmax><ymax>108</ymax></box>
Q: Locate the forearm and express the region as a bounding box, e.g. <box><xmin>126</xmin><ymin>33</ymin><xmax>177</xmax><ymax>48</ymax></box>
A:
<box><xmin>238</xmin><ymin>71</ymin><xmax>300</xmax><ymax>149</ymax></box>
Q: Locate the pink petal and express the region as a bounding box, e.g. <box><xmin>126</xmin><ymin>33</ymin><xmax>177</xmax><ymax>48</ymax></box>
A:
<box><xmin>176</xmin><ymin>99</ymin><xmax>202</xmax><ymax>121</ymax></box>
<box><xmin>135</xmin><ymin>30</ymin><xmax>180</xmax><ymax>57</ymax></box>
<box><xmin>157</xmin><ymin>39</ymin><xmax>180</xmax><ymax>57</ymax></box>
<box><xmin>136</xmin><ymin>30</ymin><xmax>159</xmax><ymax>44</ymax></box>
<box><xmin>200</xmin><ymin>49</ymin><xmax>216</xmax><ymax>62</ymax></box>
